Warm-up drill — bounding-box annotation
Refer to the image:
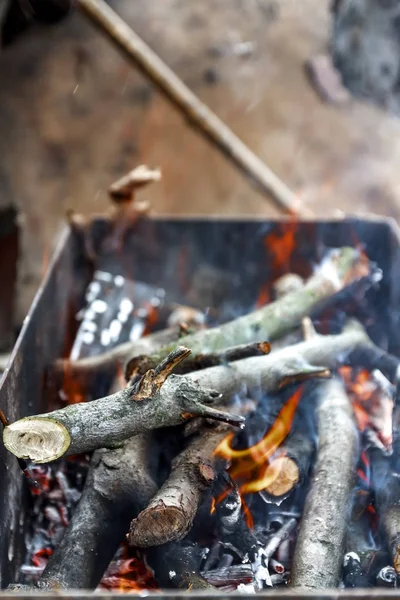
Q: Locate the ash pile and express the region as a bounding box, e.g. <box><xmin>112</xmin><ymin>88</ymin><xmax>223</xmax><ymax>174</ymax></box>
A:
<box><xmin>4</xmin><ymin>237</ymin><xmax>400</xmax><ymax>593</ymax></box>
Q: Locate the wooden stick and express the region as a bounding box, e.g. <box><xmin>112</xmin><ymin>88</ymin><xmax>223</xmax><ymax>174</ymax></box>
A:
<box><xmin>3</xmin><ymin>347</ymin><xmax>243</xmax><ymax>463</ymax></box>
<box><xmin>76</xmin><ymin>0</ymin><xmax>309</xmax><ymax>217</ymax></box>
<box><xmin>51</xmin><ymin>325</ymin><xmax>183</xmax><ymax>386</ymax></box>
<box><xmin>126</xmin><ymin>340</ymin><xmax>271</xmax><ymax>380</ymax></box>
<box><xmin>38</xmin><ymin>434</ymin><xmax>157</xmax><ymax>590</ymax></box>
<box><xmin>124</xmin><ymin>247</ymin><xmax>369</xmax><ymax>374</ymax></box>
<box><xmin>128</xmin><ymin>428</ymin><xmax>225</xmax><ymax>547</ymax></box>
<box><xmin>290</xmin><ymin>378</ymin><xmax>359</xmax><ymax>589</ymax></box>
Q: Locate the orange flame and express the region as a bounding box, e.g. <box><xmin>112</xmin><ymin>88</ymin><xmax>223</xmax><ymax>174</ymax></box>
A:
<box><xmin>61</xmin><ymin>361</ymin><xmax>86</xmax><ymax>405</ymax></box>
<box><xmin>264</xmin><ymin>221</ymin><xmax>298</xmax><ymax>277</ymax></box>
<box><xmin>340</xmin><ymin>367</ymin><xmax>393</xmax><ymax>449</ymax></box>
<box><xmin>255</xmin><ymin>284</ymin><xmax>271</xmax><ymax>309</ymax></box>
<box><xmin>99</xmin><ymin>558</ymin><xmax>159</xmax><ymax>592</ymax></box>
<box><xmin>214</xmin><ymin>387</ymin><xmax>303</xmax><ymax>494</ymax></box>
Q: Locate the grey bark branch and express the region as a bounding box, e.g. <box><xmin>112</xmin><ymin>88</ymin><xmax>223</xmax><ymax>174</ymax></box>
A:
<box><xmin>123</xmin><ymin>247</ymin><xmax>368</xmax><ymax>372</ymax></box>
<box><xmin>38</xmin><ymin>434</ymin><xmax>157</xmax><ymax>590</ymax></box>
<box><xmin>290</xmin><ymin>378</ymin><xmax>359</xmax><ymax>589</ymax></box>
<box><xmin>5</xmin><ymin>320</ymin><xmax>397</xmax><ymax>464</ymax></box>
<box><xmin>3</xmin><ymin>347</ymin><xmax>244</xmax><ymax>464</ymax></box>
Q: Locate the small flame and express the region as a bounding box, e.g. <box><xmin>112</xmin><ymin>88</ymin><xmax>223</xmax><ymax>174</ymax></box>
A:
<box><xmin>99</xmin><ymin>557</ymin><xmax>158</xmax><ymax>592</ymax></box>
<box><xmin>61</xmin><ymin>361</ymin><xmax>86</xmax><ymax>405</ymax></box>
<box><xmin>241</xmin><ymin>497</ymin><xmax>254</xmax><ymax>530</ymax></box>
<box><xmin>264</xmin><ymin>221</ymin><xmax>298</xmax><ymax>277</ymax></box>
<box><xmin>340</xmin><ymin>367</ymin><xmax>393</xmax><ymax>450</ymax></box>
<box><xmin>214</xmin><ymin>387</ymin><xmax>303</xmax><ymax>494</ymax></box>
<box><xmin>255</xmin><ymin>284</ymin><xmax>271</xmax><ymax>309</ymax></box>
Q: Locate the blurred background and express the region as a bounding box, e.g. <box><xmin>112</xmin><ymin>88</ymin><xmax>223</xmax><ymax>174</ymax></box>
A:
<box><xmin>0</xmin><ymin>0</ymin><xmax>400</xmax><ymax>346</ymax></box>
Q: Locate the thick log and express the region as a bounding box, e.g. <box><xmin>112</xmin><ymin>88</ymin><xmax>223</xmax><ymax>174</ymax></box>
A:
<box><xmin>128</xmin><ymin>427</ymin><xmax>229</xmax><ymax>547</ymax></box>
<box><xmin>124</xmin><ymin>247</ymin><xmax>369</xmax><ymax>372</ymax></box>
<box><xmin>3</xmin><ymin>347</ymin><xmax>244</xmax><ymax>463</ymax></box>
<box><xmin>290</xmin><ymin>378</ymin><xmax>359</xmax><ymax>589</ymax></box>
<box><xmin>38</xmin><ymin>434</ymin><xmax>157</xmax><ymax>590</ymax></box>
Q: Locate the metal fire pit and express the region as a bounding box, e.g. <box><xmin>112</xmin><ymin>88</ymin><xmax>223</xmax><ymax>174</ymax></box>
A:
<box><xmin>1</xmin><ymin>215</ymin><xmax>400</xmax><ymax>599</ymax></box>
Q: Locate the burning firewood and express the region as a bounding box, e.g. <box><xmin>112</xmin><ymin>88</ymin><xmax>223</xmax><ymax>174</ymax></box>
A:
<box><xmin>126</xmin><ymin>340</ymin><xmax>272</xmax><ymax>379</ymax></box>
<box><xmin>3</xmin><ymin>347</ymin><xmax>244</xmax><ymax>463</ymax></box>
<box><xmin>123</xmin><ymin>246</ymin><xmax>369</xmax><ymax>372</ymax></box>
<box><xmin>290</xmin><ymin>378</ymin><xmax>359</xmax><ymax>589</ymax></box>
<box><xmin>38</xmin><ymin>434</ymin><xmax>157</xmax><ymax>590</ymax></box>
<box><xmin>128</xmin><ymin>428</ymin><xmax>226</xmax><ymax>547</ymax></box>
<box><xmin>5</xmin><ymin>319</ymin><xmax>399</xmax><ymax>465</ymax></box>
<box><xmin>50</xmin><ymin>325</ymin><xmax>185</xmax><ymax>392</ymax></box>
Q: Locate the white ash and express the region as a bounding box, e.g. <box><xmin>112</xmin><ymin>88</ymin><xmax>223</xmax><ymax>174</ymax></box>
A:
<box><xmin>343</xmin><ymin>552</ymin><xmax>360</xmax><ymax>567</ymax></box>
<box><xmin>237</xmin><ymin>583</ymin><xmax>256</xmax><ymax>594</ymax></box>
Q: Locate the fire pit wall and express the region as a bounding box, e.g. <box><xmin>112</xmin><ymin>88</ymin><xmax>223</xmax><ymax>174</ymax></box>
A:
<box><xmin>0</xmin><ymin>216</ymin><xmax>400</xmax><ymax>590</ymax></box>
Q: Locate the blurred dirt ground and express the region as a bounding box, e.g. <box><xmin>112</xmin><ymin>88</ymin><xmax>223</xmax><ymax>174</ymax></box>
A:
<box><xmin>0</xmin><ymin>0</ymin><xmax>400</xmax><ymax>322</ymax></box>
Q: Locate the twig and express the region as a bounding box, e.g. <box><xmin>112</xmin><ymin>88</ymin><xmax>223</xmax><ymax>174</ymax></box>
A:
<box><xmin>126</xmin><ymin>340</ymin><xmax>271</xmax><ymax>380</ymax></box>
<box><xmin>108</xmin><ymin>165</ymin><xmax>161</xmax><ymax>200</ymax></box>
<box><xmin>77</xmin><ymin>0</ymin><xmax>309</xmax><ymax>216</ymax></box>
<box><xmin>50</xmin><ymin>325</ymin><xmax>184</xmax><ymax>390</ymax></box>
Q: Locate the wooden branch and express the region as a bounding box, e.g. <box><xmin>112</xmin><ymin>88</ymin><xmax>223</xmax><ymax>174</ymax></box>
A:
<box><xmin>3</xmin><ymin>347</ymin><xmax>244</xmax><ymax>464</ymax></box>
<box><xmin>108</xmin><ymin>165</ymin><xmax>161</xmax><ymax>200</ymax></box>
<box><xmin>37</xmin><ymin>434</ymin><xmax>157</xmax><ymax>590</ymax></box>
<box><xmin>260</xmin><ymin>430</ymin><xmax>315</xmax><ymax>501</ymax></box>
<box><xmin>128</xmin><ymin>427</ymin><xmax>228</xmax><ymax>547</ymax></box>
<box><xmin>290</xmin><ymin>378</ymin><xmax>359</xmax><ymax>589</ymax></box>
<box><xmin>124</xmin><ymin>247</ymin><xmax>369</xmax><ymax>374</ymax></box>
<box><xmin>50</xmin><ymin>325</ymin><xmax>183</xmax><ymax>391</ymax></box>
<box><xmin>126</xmin><ymin>340</ymin><xmax>271</xmax><ymax>380</ymax></box>
<box><xmin>370</xmin><ymin>447</ymin><xmax>400</xmax><ymax>575</ymax></box>
<box><xmin>76</xmin><ymin>0</ymin><xmax>310</xmax><ymax>217</ymax></box>
<box><xmin>6</xmin><ymin>318</ymin><xmax>397</xmax><ymax>464</ymax></box>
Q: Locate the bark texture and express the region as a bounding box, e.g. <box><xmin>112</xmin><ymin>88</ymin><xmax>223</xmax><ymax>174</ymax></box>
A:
<box><xmin>38</xmin><ymin>434</ymin><xmax>157</xmax><ymax>590</ymax></box>
<box><xmin>128</xmin><ymin>427</ymin><xmax>228</xmax><ymax>547</ymax></box>
<box><xmin>124</xmin><ymin>247</ymin><xmax>367</xmax><ymax>371</ymax></box>
<box><xmin>290</xmin><ymin>378</ymin><xmax>359</xmax><ymax>589</ymax></box>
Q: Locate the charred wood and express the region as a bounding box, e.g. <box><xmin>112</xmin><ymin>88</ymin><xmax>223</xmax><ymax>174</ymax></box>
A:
<box><xmin>291</xmin><ymin>378</ymin><xmax>359</xmax><ymax>589</ymax></box>
<box><xmin>143</xmin><ymin>542</ymin><xmax>215</xmax><ymax>590</ymax></box>
<box><xmin>38</xmin><ymin>434</ymin><xmax>157</xmax><ymax>590</ymax></box>
<box><xmin>201</xmin><ymin>564</ymin><xmax>254</xmax><ymax>587</ymax></box>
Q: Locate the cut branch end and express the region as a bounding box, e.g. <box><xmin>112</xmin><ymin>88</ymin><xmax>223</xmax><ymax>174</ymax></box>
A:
<box><xmin>3</xmin><ymin>418</ymin><xmax>71</xmax><ymax>463</ymax></box>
